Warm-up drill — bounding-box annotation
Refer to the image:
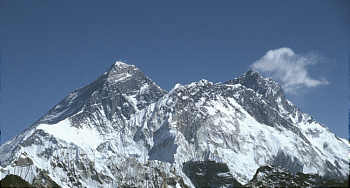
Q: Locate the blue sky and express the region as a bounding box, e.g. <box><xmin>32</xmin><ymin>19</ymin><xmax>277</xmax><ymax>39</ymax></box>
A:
<box><xmin>0</xmin><ymin>0</ymin><xmax>349</xmax><ymax>143</ymax></box>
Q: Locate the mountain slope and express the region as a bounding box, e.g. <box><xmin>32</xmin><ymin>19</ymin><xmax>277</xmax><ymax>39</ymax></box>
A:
<box><xmin>0</xmin><ymin>62</ymin><xmax>348</xmax><ymax>188</ymax></box>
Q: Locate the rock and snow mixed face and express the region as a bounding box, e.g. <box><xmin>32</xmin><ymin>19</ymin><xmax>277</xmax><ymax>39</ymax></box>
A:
<box><xmin>0</xmin><ymin>62</ymin><xmax>348</xmax><ymax>188</ymax></box>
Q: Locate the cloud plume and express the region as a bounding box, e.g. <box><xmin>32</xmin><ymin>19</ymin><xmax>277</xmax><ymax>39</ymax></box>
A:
<box><xmin>250</xmin><ymin>47</ymin><xmax>329</xmax><ymax>94</ymax></box>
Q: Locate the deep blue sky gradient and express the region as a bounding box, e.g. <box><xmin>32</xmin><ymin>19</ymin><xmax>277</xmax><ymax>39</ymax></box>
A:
<box><xmin>0</xmin><ymin>0</ymin><xmax>349</xmax><ymax>143</ymax></box>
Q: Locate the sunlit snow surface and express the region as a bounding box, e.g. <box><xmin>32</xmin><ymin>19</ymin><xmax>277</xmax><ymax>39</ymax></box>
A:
<box><xmin>0</xmin><ymin>64</ymin><xmax>349</xmax><ymax>188</ymax></box>
<box><xmin>36</xmin><ymin>119</ymin><xmax>103</xmax><ymax>150</ymax></box>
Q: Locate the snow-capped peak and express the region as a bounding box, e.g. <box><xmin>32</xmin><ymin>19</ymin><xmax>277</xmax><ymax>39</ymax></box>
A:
<box><xmin>114</xmin><ymin>60</ymin><xmax>132</xmax><ymax>67</ymax></box>
<box><xmin>37</xmin><ymin>62</ymin><xmax>166</xmax><ymax>125</ymax></box>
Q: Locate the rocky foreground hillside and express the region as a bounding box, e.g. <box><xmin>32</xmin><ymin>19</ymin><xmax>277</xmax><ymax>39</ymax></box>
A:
<box><xmin>1</xmin><ymin>166</ymin><xmax>348</xmax><ymax>187</ymax></box>
<box><xmin>0</xmin><ymin>61</ymin><xmax>348</xmax><ymax>188</ymax></box>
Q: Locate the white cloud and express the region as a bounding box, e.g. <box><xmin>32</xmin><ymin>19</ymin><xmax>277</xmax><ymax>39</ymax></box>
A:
<box><xmin>251</xmin><ymin>47</ymin><xmax>329</xmax><ymax>94</ymax></box>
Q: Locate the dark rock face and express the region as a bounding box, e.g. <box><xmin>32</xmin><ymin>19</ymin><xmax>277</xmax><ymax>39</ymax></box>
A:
<box><xmin>246</xmin><ymin>165</ymin><xmax>349</xmax><ymax>188</ymax></box>
<box><xmin>182</xmin><ymin>161</ymin><xmax>242</xmax><ymax>188</ymax></box>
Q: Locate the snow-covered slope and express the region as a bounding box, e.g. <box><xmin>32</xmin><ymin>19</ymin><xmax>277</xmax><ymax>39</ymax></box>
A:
<box><xmin>0</xmin><ymin>62</ymin><xmax>348</xmax><ymax>188</ymax></box>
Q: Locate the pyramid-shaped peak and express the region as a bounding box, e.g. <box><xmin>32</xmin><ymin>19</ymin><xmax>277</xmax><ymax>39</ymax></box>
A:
<box><xmin>38</xmin><ymin>60</ymin><xmax>166</xmax><ymax>124</ymax></box>
<box><xmin>106</xmin><ymin>61</ymin><xmax>143</xmax><ymax>83</ymax></box>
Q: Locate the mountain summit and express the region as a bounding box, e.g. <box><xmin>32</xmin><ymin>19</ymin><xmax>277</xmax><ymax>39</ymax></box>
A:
<box><xmin>0</xmin><ymin>61</ymin><xmax>348</xmax><ymax>187</ymax></box>
<box><xmin>38</xmin><ymin>61</ymin><xmax>166</xmax><ymax>124</ymax></box>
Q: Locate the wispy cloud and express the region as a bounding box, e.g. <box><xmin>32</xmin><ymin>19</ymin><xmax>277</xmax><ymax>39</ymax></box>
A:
<box><xmin>251</xmin><ymin>47</ymin><xmax>329</xmax><ymax>94</ymax></box>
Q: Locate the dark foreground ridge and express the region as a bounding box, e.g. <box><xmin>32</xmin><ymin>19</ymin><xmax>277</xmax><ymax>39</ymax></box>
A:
<box><xmin>0</xmin><ymin>174</ymin><xmax>34</xmax><ymax>188</ymax></box>
<box><xmin>183</xmin><ymin>160</ymin><xmax>243</xmax><ymax>187</ymax></box>
<box><xmin>182</xmin><ymin>161</ymin><xmax>349</xmax><ymax>188</ymax></box>
<box><xmin>0</xmin><ymin>173</ymin><xmax>61</xmax><ymax>188</ymax></box>
<box><xmin>246</xmin><ymin>165</ymin><xmax>349</xmax><ymax>188</ymax></box>
<box><xmin>2</xmin><ymin>165</ymin><xmax>347</xmax><ymax>188</ymax></box>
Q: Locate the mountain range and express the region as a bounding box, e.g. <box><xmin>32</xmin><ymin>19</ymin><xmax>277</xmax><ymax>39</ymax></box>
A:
<box><xmin>0</xmin><ymin>61</ymin><xmax>348</xmax><ymax>188</ymax></box>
